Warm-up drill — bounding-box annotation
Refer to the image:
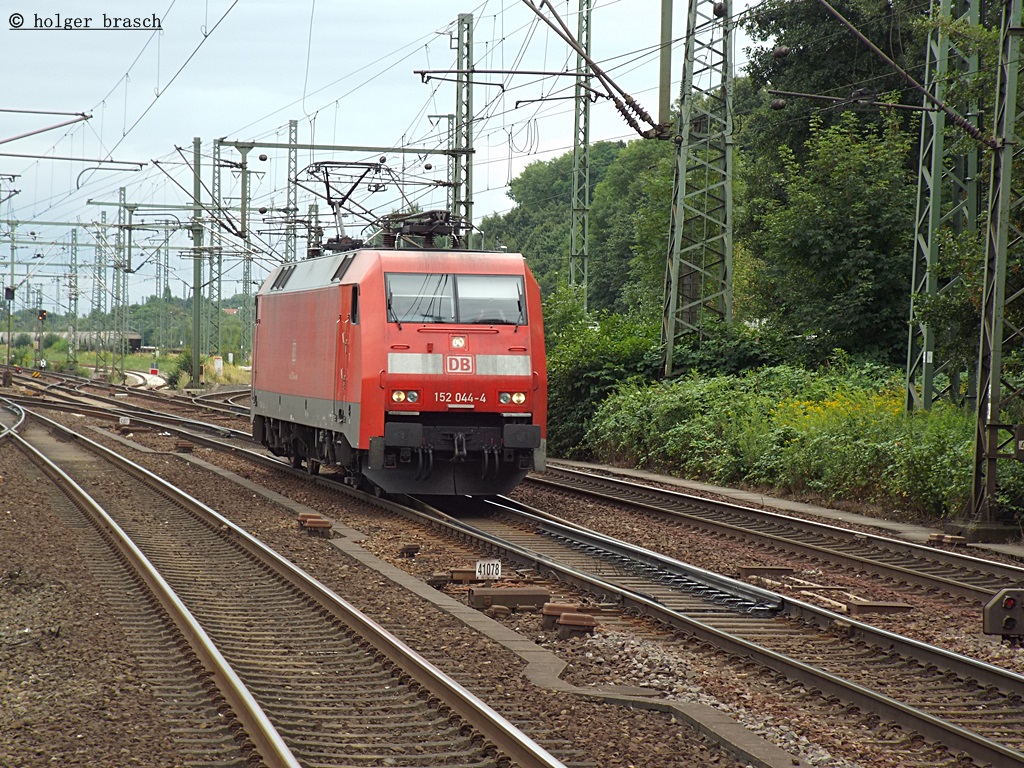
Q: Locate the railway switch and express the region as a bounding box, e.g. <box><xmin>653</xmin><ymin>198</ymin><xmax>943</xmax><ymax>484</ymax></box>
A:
<box><xmin>983</xmin><ymin>588</ymin><xmax>1024</xmax><ymax>645</ymax></box>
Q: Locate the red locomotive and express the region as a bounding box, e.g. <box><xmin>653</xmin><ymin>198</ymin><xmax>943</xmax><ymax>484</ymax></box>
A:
<box><xmin>251</xmin><ymin>213</ymin><xmax>547</xmax><ymax>495</ymax></box>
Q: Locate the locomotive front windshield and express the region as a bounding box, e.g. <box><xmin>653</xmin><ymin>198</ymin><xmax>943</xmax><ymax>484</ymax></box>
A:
<box><xmin>386</xmin><ymin>273</ymin><xmax>526</xmax><ymax>325</ymax></box>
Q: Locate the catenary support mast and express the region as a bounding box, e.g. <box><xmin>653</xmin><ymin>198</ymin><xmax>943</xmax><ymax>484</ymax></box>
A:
<box><xmin>454</xmin><ymin>14</ymin><xmax>475</xmax><ymax>241</ymax></box>
<box><xmin>970</xmin><ymin>0</ymin><xmax>1024</xmax><ymax>525</ymax></box>
<box><xmin>662</xmin><ymin>0</ymin><xmax>734</xmax><ymax>376</ymax></box>
<box><xmin>569</xmin><ymin>0</ymin><xmax>592</xmax><ymax>306</ymax></box>
<box><xmin>905</xmin><ymin>0</ymin><xmax>980</xmax><ymax>412</ymax></box>
<box><xmin>190</xmin><ymin>138</ymin><xmax>204</xmax><ymax>388</ymax></box>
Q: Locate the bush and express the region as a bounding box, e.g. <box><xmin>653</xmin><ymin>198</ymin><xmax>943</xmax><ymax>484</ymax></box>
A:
<box><xmin>46</xmin><ymin>357</ymin><xmax>88</xmax><ymax>376</ymax></box>
<box><xmin>585</xmin><ymin>361</ymin><xmax>984</xmax><ymax>518</ymax></box>
<box><xmin>546</xmin><ymin>312</ymin><xmax>661</xmax><ymax>457</ymax></box>
<box><xmin>883</xmin><ymin>404</ymin><xmax>973</xmax><ymax>516</ymax></box>
<box><xmin>670</xmin><ymin>320</ymin><xmax>779</xmax><ymax>376</ymax></box>
<box><xmin>165</xmin><ymin>349</ymin><xmax>193</xmax><ymax>389</ymax></box>
<box><xmin>759</xmin><ymin>389</ymin><xmax>907</xmax><ymax>500</ymax></box>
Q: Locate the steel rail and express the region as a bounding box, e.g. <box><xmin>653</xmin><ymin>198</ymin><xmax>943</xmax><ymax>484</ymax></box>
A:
<box><xmin>530</xmin><ymin>472</ymin><xmax>994</xmax><ymax>600</ymax></box>
<box><xmin>12</xmin><ymin>369</ymin><xmax>250</xmax><ymax>422</ymax></box>
<box><xmin>495</xmin><ymin>493</ymin><xmax>785</xmax><ymax>614</ymax></box>
<box><xmin>20</xmin><ymin>400</ymin><xmax>1022</xmax><ymax>765</ymax></box>
<box><xmin>0</xmin><ymin>396</ymin><xmax>26</xmax><ymax>439</ymax></box>
<box><xmin>533</xmin><ymin>465</ymin><xmax>1024</xmax><ymax>600</ymax></box>
<box><xmin>3</xmin><ymin>393</ymin><xmax>254</xmax><ymax>442</ymax></box>
<box><xmin>19</xmin><ymin>407</ymin><xmax>567</xmax><ymax>768</ymax></box>
<box><xmin>10</xmin><ymin>420</ymin><xmax>301</xmax><ymax>768</ymax></box>
<box><xmin>396</xmin><ymin>494</ymin><xmax>1024</xmax><ymax>768</ymax></box>
<box><xmin>544</xmin><ymin>464</ymin><xmax>1024</xmax><ymax>577</ymax></box>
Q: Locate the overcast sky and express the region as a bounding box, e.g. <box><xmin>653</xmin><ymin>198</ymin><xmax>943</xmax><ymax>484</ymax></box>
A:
<box><xmin>1</xmin><ymin>0</ymin><xmax>748</xmax><ymax>311</ymax></box>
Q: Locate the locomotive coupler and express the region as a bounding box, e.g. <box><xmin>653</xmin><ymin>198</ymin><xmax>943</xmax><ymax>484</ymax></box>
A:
<box><xmin>452</xmin><ymin>432</ymin><xmax>468</xmax><ymax>461</ymax></box>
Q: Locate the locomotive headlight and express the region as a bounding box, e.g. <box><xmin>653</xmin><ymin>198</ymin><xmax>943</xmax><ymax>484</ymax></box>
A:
<box><xmin>511</xmin><ymin>392</ymin><xmax>526</xmax><ymax>404</ymax></box>
<box><xmin>499</xmin><ymin>392</ymin><xmax>511</xmax><ymax>404</ymax></box>
<box><xmin>499</xmin><ymin>392</ymin><xmax>527</xmax><ymax>405</ymax></box>
<box><xmin>451</xmin><ymin>336</ymin><xmax>466</xmax><ymax>349</ymax></box>
<box><xmin>391</xmin><ymin>390</ymin><xmax>407</xmax><ymax>403</ymax></box>
<box><xmin>406</xmin><ymin>390</ymin><xmax>420</xmax><ymax>403</ymax></box>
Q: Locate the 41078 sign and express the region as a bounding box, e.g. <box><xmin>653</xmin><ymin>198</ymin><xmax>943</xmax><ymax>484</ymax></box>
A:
<box><xmin>475</xmin><ymin>558</ymin><xmax>502</xmax><ymax>580</ymax></box>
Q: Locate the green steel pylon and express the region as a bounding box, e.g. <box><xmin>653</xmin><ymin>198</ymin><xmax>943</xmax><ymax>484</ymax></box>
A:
<box><xmin>112</xmin><ymin>187</ymin><xmax>128</xmax><ymax>384</ymax></box>
<box><xmin>971</xmin><ymin>0</ymin><xmax>1024</xmax><ymax>524</ymax></box>
<box><xmin>569</xmin><ymin>0</ymin><xmax>592</xmax><ymax>308</ymax></box>
<box><xmin>65</xmin><ymin>227</ymin><xmax>78</xmax><ymax>366</ymax></box>
<box><xmin>190</xmin><ymin>139</ymin><xmax>204</xmax><ymax>387</ymax></box>
<box><xmin>905</xmin><ymin>0</ymin><xmax>980</xmax><ymax>412</ymax></box>
<box><xmin>207</xmin><ymin>139</ymin><xmax>222</xmax><ymax>357</ymax></box>
<box><xmin>662</xmin><ymin>0</ymin><xmax>734</xmax><ymax>377</ymax></box>
<box><xmin>286</xmin><ymin>119</ymin><xmax>298</xmax><ymax>263</ymax></box>
<box><xmin>92</xmin><ymin>212</ymin><xmax>109</xmax><ymax>373</ymax></box>
<box><xmin>453</xmin><ymin>13</ymin><xmax>474</xmax><ymax>240</ymax></box>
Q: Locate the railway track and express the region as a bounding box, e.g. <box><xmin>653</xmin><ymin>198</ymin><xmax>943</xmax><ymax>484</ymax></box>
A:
<box><xmin>8</xmin><ymin>369</ymin><xmax>252</xmax><ymax>423</ymax></box>
<box><xmin>192</xmin><ymin>385</ymin><xmax>252</xmax><ymax>414</ymax></box>
<box><xmin>3</xmin><ymin>401</ymin><xmax>280</xmax><ymax>767</ymax></box>
<box><xmin>12</xmin><ymin>394</ymin><xmax>1024</xmax><ymax>766</ymax></box>
<box><xmin>401</xmin><ymin>494</ymin><xmax>1024</xmax><ymax>768</ymax></box>
<box><xmin>527</xmin><ymin>464</ymin><xmax>1024</xmax><ymax>603</ymax></box>
<box><xmin>3</xmin><ymin>389</ymin><xmax>254</xmax><ymax>447</ymax></box>
<box><xmin>5</xmin><ymin>404</ymin><xmax>566</xmax><ymax>768</ymax></box>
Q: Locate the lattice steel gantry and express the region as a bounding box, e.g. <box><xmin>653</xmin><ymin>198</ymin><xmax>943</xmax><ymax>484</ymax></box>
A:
<box><xmin>207</xmin><ymin>138</ymin><xmax>222</xmax><ymax>357</ymax></box>
<box><xmin>65</xmin><ymin>227</ymin><xmax>78</xmax><ymax>366</ymax></box>
<box><xmin>286</xmin><ymin>120</ymin><xmax>298</xmax><ymax>263</ymax></box>
<box><xmin>970</xmin><ymin>0</ymin><xmax>1024</xmax><ymax>525</ymax></box>
<box><xmin>453</xmin><ymin>13</ymin><xmax>475</xmax><ymax>238</ymax></box>
<box><xmin>662</xmin><ymin>0</ymin><xmax>734</xmax><ymax>377</ymax></box>
<box><xmin>569</xmin><ymin>0</ymin><xmax>592</xmax><ymax>306</ymax></box>
<box><xmin>905</xmin><ymin>0</ymin><xmax>980</xmax><ymax>412</ymax></box>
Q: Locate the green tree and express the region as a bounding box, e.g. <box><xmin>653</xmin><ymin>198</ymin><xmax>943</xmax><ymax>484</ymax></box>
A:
<box><xmin>741</xmin><ymin>0</ymin><xmax>927</xmax><ymax>159</ymax></box>
<box><xmin>546</xmin><ymin>311</ymin><xmax>662</xmax><ymax>457</ymax></box>
<box><xmin>588</xmin><ymin>138</ymin><xmax>675</xmax><ymax>313</ymax></box>
<box><xmin>746</xmin><ymin>111</ymin><xmax>916</xmax><ymax>364</ymax></box>
<box><xmin>541</xmin><ymin>281</ymin><xmax>587</xmax><ymax>351</ymax></box>
<box><xmin>738</xmin><ymin>0</ymin><xmax>928</xmax><ymax>252</ymax></box>
<box><xmin>478</xmin><ymin>141</ymin><xmax>625</xmax><ymax>298</ymax></box>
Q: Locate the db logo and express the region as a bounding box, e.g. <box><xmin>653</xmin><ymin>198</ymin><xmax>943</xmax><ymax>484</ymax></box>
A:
<box><xmin>446</xmin><ymin>355</ymin><xmax>474</xmax><ymax>374</ymax></box>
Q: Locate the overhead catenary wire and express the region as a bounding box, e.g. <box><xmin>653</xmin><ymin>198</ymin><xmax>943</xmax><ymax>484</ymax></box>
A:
<box><xmin>8</xmin><ymin>0</ymin><xmax>937</xmax><ymax>217</ymax></box>
<box><xmin>6</xmin><ymin>0</ymin><xmax>970</xmax><ymax>310</ymax></box>
<box><xmin>12</xmin><ymin>0</ymin><xmax>684</xmax><ymax>228</ymax></box>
